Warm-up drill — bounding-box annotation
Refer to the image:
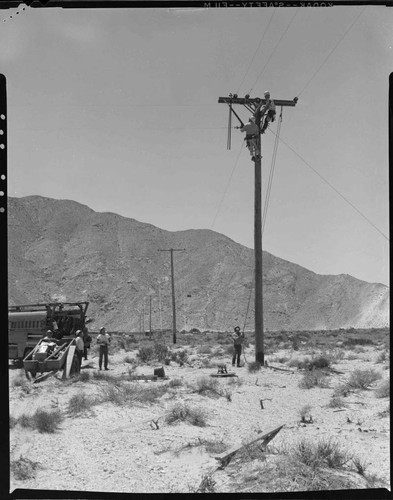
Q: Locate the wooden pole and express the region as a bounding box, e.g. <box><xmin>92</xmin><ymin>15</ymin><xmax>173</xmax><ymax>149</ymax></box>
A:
<box><xmin>254</xmin><ymin>112</ymin><xmax>264</xmax><ymax>365</ymax></box>
<box><xmin>158</xmin><ymin>248</ymin><xmax>186</xmax><ymax>344</ymax></box>
<box><xmin>149</xmin><ymin>295</ymin><xmax>152</xmax><ymax>339</ymax></box>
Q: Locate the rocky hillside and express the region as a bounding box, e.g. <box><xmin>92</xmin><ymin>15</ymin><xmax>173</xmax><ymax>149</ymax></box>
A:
<box><xmin>7</xmin><ymin>196</ymin><xmax>389</xmax><ymax>332</ymax></box>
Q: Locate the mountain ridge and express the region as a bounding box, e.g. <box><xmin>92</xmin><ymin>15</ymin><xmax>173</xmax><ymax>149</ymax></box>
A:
<box><xmin>7</xmin><ymin>195</ymin><xmax>389</xmax><ymax>332</ymax></box>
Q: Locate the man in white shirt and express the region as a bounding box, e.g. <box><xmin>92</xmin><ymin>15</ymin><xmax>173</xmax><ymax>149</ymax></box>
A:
<box><xmin>75</xmin><ymin>330</ymin><xmax>84</xmax><ymax>371</ymax></box>
<box><xmin>241</xmin><ymin>117</ymin><xmax>260</xmax><ymax>159</ymax></box>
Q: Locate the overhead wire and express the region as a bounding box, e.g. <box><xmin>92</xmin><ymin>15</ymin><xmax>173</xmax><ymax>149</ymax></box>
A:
<box><xmin>236</xmin><ymin>8</ymin><xmax>277</xmax><ymax>96</ymax></box>
<box><xmin>262</xmin><ymin>107</ymin><xmax>283</xmax><ymax>234</ymax></box>
<box><xmin>210</xmin><ymin>141</ymin><xmax>245</xmax><ymax>230</ymax></box>
<box><xmin>267</xmin><ymin>128</ymin><xmax>389</xmax><ymax>242</ymax></box>
<box><xmin>296</xmin><ymin>6</ymin><xmax>367</xmax><ymax>98</ymax></box>
<box><xmin>248</xmin><ymin>8</ymin><xmax>300</xmax><ymax>95</ymax></box>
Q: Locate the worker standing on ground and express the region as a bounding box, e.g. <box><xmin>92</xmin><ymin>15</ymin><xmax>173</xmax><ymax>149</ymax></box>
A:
<box><xmin>232</xmin><ymin>326</ymin><xmax>245</xmax><ymax>367</ymax></box>
<box><xmin>260</xmin><ymin>91</ymin><xmax>276</xmax><ymax>134</ymax></box>
<box><xmin>75</xmin><ymin>330</ymin><xmax>84</xmax><ymax>370</ymax></box>
<box><xmin>82</xmin><ymin>327</ymin><xmax>92</xmax><ymax>361</ymax></box>
<box><xmin>240</xmin><ymin>116</ymin><xmax>260</xmax><ymax>160</ymax></box>
<box><xmin>97</xmin><ymin>326</ymin><xmax>111</xmax><ymax>370</ymax></box>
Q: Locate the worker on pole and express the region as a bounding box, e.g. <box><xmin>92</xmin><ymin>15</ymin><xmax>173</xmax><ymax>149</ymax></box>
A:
<box><xmin>240</xmin><ymin>116</ymin><xmax>260</xmax><ymax>161</ymax></box>
<box><xmin>260</xmin><ymin>91</ymin><xmax>276</xmax><ymax>134</ymax></box>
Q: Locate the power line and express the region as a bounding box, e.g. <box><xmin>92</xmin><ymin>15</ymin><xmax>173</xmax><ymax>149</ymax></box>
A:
<box><xmin>236</xmin><ymin>8</ymin><xmax>276</xmax><ymax>95</ymax></box>
<box><xmin>210</xmin><ymin>142</ymin><xmax>245</xmax><ymax>230</ymax></box>
<box><xmin>248</xmin><ymin>8</ymin><xmax>300</xmax><ymax>95</ymax></box>
<box><xmin>268</xmin><ymin>128</ymin><xmax>389</xmax><ymax>242</ymax></box>
<box><xmin>297</xmin><ymin>6</ymin><xmax>367</xmax><ymax>98</ymax></box>
<box><xmin>262</xmin><ymin>108</ymin><xmax>283</xmax><ymax>234</ymax></box>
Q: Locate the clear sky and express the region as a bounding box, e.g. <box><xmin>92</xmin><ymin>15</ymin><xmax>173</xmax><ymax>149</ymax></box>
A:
<box><xmin>1</xmin><ymin>4</ymin><xmax>390</xmax><ymax>286</ymax></box>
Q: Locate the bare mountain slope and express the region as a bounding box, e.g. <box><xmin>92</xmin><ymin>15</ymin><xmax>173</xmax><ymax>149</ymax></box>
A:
<box><xmin>7</xmin><ymin>196</ymin><xmax>389</xmax><ymax>331</ymax></box>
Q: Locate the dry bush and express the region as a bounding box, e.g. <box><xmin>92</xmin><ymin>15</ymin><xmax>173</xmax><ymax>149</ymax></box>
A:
<box><xmin>77</xmin><ymin>371</ymin><xmax>90</xmax><ymax>382</ymax></box>
<box><xmin>299</xmin><ymin>370</ymin><xmax>330</xmax><ymax>389</ymax></box>
<box><xmin>202</xmin><ymin>438</ymin><xmax>228</xmax><ymax>455</ymax></box>
<box><xmin>270</xmin><ymin>355</ymin><xmax>290</xmax><ymax>364</ymax></box>
<box><xmin>352</xmin><ymin>456</ymin><xmax>368</xmax><ymax>476</ymax></box>
<box><xmin>374</xmin><ymin>379</ymin><xmax>390</xmax><ymax>398</ymax></box>
<box><xmin>293</xmin><ymin>437</ymin><xmax>350</xmax><ymax>470</ymax></box>
<box><xmin>168</xmin><ymin>377</ymin><xmax>183</xmax><ymax>388</ymax></box>
<box><xmin>347</xmin><ymin>369</ymin><xmax>382</xmax><ymax>390</ymax></box>
<box><xmin>376</xmin><ymin>350</ymin><xmax>389</xmax><ymax>364</ymax></box>
<box><xmin>10</xmin><ymin>415</ymin><xmax>18</xmax><ymax>429</ymax></box>
<box><xmin>100</xmin><ymin>382</ymin><xmax>168</xmax><ymax>406</ymax></box>
<box><xmin>67</xmin><ymin>392</ymin><xmax>94</xmax><ymax>416</ymax></box>
<box><xmin>34</xmin><ymin>409</ymin><xmax>63</xmax><ymax>433</ymax></box>
<box><xmin>192</xmin><ymin>376</ymin><xmax>220</xmax><ymax>396</ymax></box>
<box><xmin>378</xmin><ymin>404</ymin><xmax>390</xmax><ymax>418</ymax></box>
<box><xmin>18</xmin><ymin>414</ymin><xmax>35</xmax><ymax>429</ymax></box>
<box><xmin>165</xmin><ymin>403</ymin><xmax>207</xmax><ymax>427</ymax></box>
<box><xmin>328</xmin><ymin>396</ymin><xmax>346</xmax><ymax>408</ymax></box>
<box><xmin>247</xmin><ymin>361</ymin><xmax>261</xmax><ymax>373</ymax></box>
<box><xmin>137</xmin><ymin>345</ymin><xmax>154</xmax><ymax>363</ymax></box>
<box><xmin>197</xmin><ymin>345</ymin><xmax>213</xmax><ymax>354</ymax></box>
<box><xmin>299</xmin><ymin>404</ymin><xmax>313</xmax><ymax>422</ymax></box>
<box><xmin>11</xmin><ymin>456</ymin><xmax>41</xmax><ymax>481</ymax></box>
<box><xmin>12</xmin><ymin>375</ymin><xmax>32</xmax><ymax>393</ymax></box>
<box><xmin>333</xmin><ymin>383</ymin><xmax>352</xmax><ymax>398</ymax></box>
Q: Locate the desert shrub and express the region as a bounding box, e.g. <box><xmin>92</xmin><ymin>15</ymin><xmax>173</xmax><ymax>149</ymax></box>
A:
<box><xmin>137</xmin><ymin>345</ymin><xmax>154</xmax><ymax>363</ymax></box>
<box><xmin>163</xmin><ymin>357</ymin><xmax>171</xmax><ymax>365</ymax></box>
<box><xmin>347</xmin><ymin>369</ymin><xmax>382</xmax><ymax>390</ymax></box>
<box><xmin>202</xmin><ymin>438</ymin><xmax>228</xmax><ymax>455</ymax></box>
<box><xmin>315</xmin><ymin>439</ymin><xmax>351</xmax><ymax>469</ymax></box>
<box><xmin>343</xmin><ymin>337</ymin><xmax>373</xmax><ymax>347</ymax></box>
<box><xmin>299</xmin><ymin>404</ymin><xmax>313</xmax><ymax>422</ymax></box>
<box><xmin>18</xmin><ymin>414</ymin><xmax>35</xmax><ymax>429</ymax></box>
<box><xmin>376</xmin><ymin>350</ymin><xmax>389</xmax><ymax>364</ymax></box>
<box><xmin>154</xmin><ymin>342</ymin><xmax>169</xmax><ymax>362</ymax></box>
<box><xmin>378</xmin><ymin>405</ymin><xmax>390</xmax><ymax>418</ymax></box>
<box><xmin>293</xmin><ymin>438</ymin><xmax>350</xmax><ymax>470</ymax></box>
<box><xmin>10</xmin><ymin>415</ymin><xmax>18</xmax><ymax>429</ymax></box>
<box><xmin>352</xmin><ymin>456</ymin><xmax>368</xmax><ymax>476</ymax></box>
<box><xmin>11</xmin><ymin>457</ymin><xmax>40</xmax><ymax>481</ymax></box>
<box><xmin>270</xmin><ymin>356</ymin><xmax>289</xmax><ymax>364</ymax></box>
<box><xmin>200</xmin><ymin>357</ymin><xmax>215</xmax><ymax>368</ymax></box>
<box><xmin>328</xmin><ymin>396</ymin><xmax>346</xmax><ymax>408</ymax></box>
<box><xmin>193</xmin><ymin>376</ymin><xmax>220</xmax><ymax>396</ymax></box>
<box><xmin>299</xmin><ymin>370</ymin><xmax>330</xmax><ymax>389</ymax></box>
<box><xmin>78</xmin><ymin>371</ymin><xmax>90</xmax><ymax>382</ymax></box>
<box><xmin>68</xmin><ymin>392</ymin><xmax>93</xmax><ymax>415</ymax></box>
<box><xmin>247</xmin><ymin>361</ymin><xmax>261</xmax><ymax>373</ymax></box>
<box><xmin>124</xmin><ymin>354</ymin><xmax>134</xmax><ymax>364</ymax></box>
<box><xmin>197</xmin><ymin>345</ymin><xmax>212</xmax><ymax>355</ymax></box>
<box><xmin>12</xmin><ymin>375</ymin><xmax>32</xmax><ymax>393</ymax></box>
<box><xmin>168</xmin><ymin>378</ymin><xmax>183</xmax><ymax>388</ymax></box>
<box><xmin>165</xmin><ymin>403</ymin><xmax>207</xmax><ymax>427</ymax></box>
<box><xmin>101</xmin><ymin>382</ymin><xmax>167</xmax><ymax>406</ymax></box>
<box><xmin>288</xmin><ymin>358</ymin><xmax>304</xmax><ymax>368</ymax></box>
<box><xmin>307</xmin><ymin>356</ymin><xmax>330</xmax><ymax>370</ymax></box>
<box><xmin>374</xmin><ymin>379</ymin><xmax>390</xmax><ymax>398</ymax></box>
<box><xmin>34</xmin><ymin>409</ymin><xmax>63</xmax><ymax>433</ymax></box>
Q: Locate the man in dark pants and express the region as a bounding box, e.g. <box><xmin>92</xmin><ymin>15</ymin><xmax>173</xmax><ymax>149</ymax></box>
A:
<box><xmin>97</xmin><ymin>326</ymin><xmax>111</xmax><ymax>370</ymax></box>
<box><xmin>82</xmin><ymin>327</ymin><xmax>92</xmax><ymax>361</ymax></box>
<box><xmin>232</xmin><ymin>326</ymin><xmax>245</xmax><ymax>367</ymax></box>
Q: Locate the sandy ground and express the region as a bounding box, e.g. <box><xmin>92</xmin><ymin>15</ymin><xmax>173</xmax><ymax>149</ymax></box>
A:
<box><xmin>9</xmin><ymin>341</ymin><xmax>390</xmax><ymax>494</ymax></box>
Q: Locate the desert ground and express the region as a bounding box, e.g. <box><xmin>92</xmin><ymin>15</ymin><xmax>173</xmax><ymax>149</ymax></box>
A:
<box><xmin>9</xmin><ymin>328</ymin><xmax>390</xmax><ymax>495</ymax></box>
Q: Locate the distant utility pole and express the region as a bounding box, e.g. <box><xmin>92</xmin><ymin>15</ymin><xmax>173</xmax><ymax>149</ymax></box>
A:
<box><xmin>218</xmin><ymin>93</ymin><xmax>298</xmax><ymax>364</ymax></box>
<box><xmin>158</xmin><ymin>248</ymin><xmax>186</xmax><ymax>344</ymax></box>
<box><xmin>149</xmin><ymin>294</ymin><xmax>152</xmax><ymax>339</ymax></box>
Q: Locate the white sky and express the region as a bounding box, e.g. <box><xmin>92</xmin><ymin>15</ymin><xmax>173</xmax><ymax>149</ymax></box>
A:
<box><xmin>2</xmin><ymin>5</ymin><xmax>391</xmax><ymax>286</ymax></box>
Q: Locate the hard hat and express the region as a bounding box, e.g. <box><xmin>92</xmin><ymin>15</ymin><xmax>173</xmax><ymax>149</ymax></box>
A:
<box><xmin>249</xmin><ymin>116</ymin><xmax>256</xmax><ymax>122</ymax></box>
<box><xmin>234</xmin><ymin>326</ymin><xmax>241</xmax><ymax>332</ymax></box>
<box><xmin>264</xmin><ymin>91</ymin><xmax>270</xmax><ymax>96</ymax></box>
<box><xmin>100</xmin><ymin>327</ymin><xmax>105</xmax><ymax>332</ymax></box>
<box><xmin>46</xmin><ymin>329</ymin><xmax>53</xmax><ymax>334</ymax></box>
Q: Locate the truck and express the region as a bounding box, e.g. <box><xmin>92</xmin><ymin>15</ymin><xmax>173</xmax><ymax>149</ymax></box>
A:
<box><xmin>8</xmin><ymin>301</ymin><xmax>89</xmax><ymax>366</ymax></box>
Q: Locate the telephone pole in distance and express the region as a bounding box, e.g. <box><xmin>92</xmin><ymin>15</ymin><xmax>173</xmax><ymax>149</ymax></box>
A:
<box><xmin>158</xmin><ymin>248</ymin><xmax>186</xmax><ymax>344</ymax></box>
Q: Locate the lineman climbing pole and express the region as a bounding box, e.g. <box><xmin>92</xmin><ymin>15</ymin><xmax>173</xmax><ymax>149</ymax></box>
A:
<box><xmin>218</xmin><ymin>93</ymin><xmax>298</xmax><ymax>364</ymax></box>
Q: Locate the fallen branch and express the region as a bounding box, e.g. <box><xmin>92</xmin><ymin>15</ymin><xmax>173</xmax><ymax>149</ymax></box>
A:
<box><xmin>214</xmin><ymin>424</ymin><xmax>285</xmax><ymax>468</ymax></box>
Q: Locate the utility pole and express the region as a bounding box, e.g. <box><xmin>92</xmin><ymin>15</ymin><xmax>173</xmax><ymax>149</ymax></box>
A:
<box><xmin>149</xmin><ymin>294</ymin><xmax>152</xmax><ymax>339</ymax></box>
<box><xmin>158</xmin><ymin>248</ymin><xmax>186</xmax><ymax>344</ymax></box>
<box><xmin>218</xmin><ymin>93</ymin><xmax>297</xmax><ymax>364</ymax></box>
